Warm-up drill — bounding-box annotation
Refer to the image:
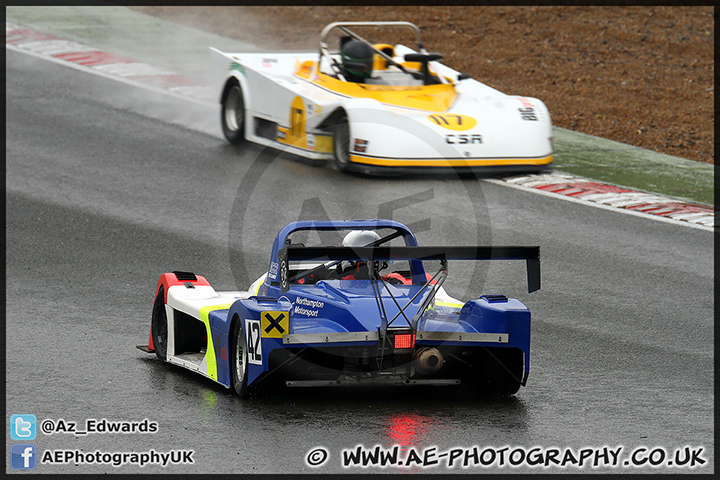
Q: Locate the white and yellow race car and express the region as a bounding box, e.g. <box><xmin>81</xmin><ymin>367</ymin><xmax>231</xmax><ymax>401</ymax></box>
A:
<box><xmin>212</xmin><ymin>21</ymin><xmax>553</xmax><ymax>174</ymax></box>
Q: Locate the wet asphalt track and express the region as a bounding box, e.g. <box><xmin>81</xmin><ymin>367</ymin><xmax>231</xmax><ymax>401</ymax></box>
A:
<box><xmin>5</xmin><ymin>49</ymin><xmax>714</xmax><ymax>474</ymax></box>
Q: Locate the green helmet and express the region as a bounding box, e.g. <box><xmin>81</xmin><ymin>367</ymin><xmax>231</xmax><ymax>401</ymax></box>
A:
<box><xmin>341</xmin><ymin>40</ymin><xmax>374</xmax><ymax>78</ymax></box>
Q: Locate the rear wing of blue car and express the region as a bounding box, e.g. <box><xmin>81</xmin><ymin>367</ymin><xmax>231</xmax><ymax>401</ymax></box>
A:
<box><xmin>279</xmin><ymin>245</ymin><xmax>540</xmax><ymax>293</ymax></box>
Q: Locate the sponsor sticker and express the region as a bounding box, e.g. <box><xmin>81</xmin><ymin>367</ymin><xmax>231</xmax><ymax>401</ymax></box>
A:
<box><xmin>427</xmin><ymin>114</ymin><xmax>477</xmax><ymax>131</ymax></box>
<box><xmin>354</xmin><ymin>138</ymin><xmax>369</xmax><ymax>153</ymax></box>
<box><xmin>230</xmin><ymin>62</ymin><xmax>245</xmax><ymax>76</ymax></box>
<box><xmin>260</xmin><ymin>311</ymin><xmax>289</xmax><ymax>338</ymax></box>
<box><xmin>245</xmin><ymin>319</ymin><xmax>262</xmax><ymax>364</ymax></box>
<box><xmin>268</xmin><ymin>261</ymin><xmax>279</xmax><ymax>279</ymax></box>
<box><xmin>293</xmin><ymin>297</ymin><xmax>324</xmax><ymax>318</ymax></box>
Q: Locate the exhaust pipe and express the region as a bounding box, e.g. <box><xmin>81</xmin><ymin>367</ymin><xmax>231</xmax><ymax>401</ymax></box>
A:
<box><xmin>414</xmin><ymin>347</ymin><xmax>444</xmax><ymax>374</ymax></box>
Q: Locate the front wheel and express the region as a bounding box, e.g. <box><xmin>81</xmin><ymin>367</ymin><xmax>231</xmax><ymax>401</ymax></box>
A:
<box><xmin>151</xmin><ymin>287</ymin><xmax>168</xmax><ymax>362</ymax></box>
<box><xmin>231</xmin><ymin>319</ymin><xmax>252</xmax><ymax>398</ymax></box>
<box><xmin>221</xmin><ymin>80</ymin><xmax>246</xmax><ymax>145</ymax></box>
<box><xmin>333</xmin><ymin>115</ymin><xmax>352</xmax><ymax>172</ymax></box>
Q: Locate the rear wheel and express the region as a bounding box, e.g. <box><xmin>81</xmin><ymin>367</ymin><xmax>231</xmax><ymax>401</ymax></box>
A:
<box><xmin>151</xmin><ymin>287</ymin><xmax>168</xmax><ymax>362</ymax></box>
<box><xmin>333</xmin><ymin>114</ymin><xmax>351</xmax><ymax>172</ymax></box>
<box><xmin>231</xmin><ymin>318</ymin><xmax>252</xmax><ymax>398</ymax></box>
<box><xmin>461</xmin><ymin>348</ymin><xmax>524</xmax><ymax>396</ymax></box>
<box><xmin>221</xmin><ymin>80</ymin><xmax>246</xmax><ymax>144</ymax></box>
<box><xmin>481</xmin><ymin>348</ymin><xmax>524</xmax><ymax>396</ymax></box>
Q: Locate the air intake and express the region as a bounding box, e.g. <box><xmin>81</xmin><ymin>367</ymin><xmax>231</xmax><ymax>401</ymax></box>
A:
<box><xmin>173</xmin><ymin>271</ymin><xmax>198</xmax><ymax>281</ymax></box>
<box><xmin>482</xmin><ymin>294</ymin><xmax>508</xmax><ymax>303</ymax></box>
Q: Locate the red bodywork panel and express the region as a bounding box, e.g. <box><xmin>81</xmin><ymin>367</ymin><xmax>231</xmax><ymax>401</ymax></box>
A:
<box><xmin>147</xmin><ymin>272</ymin><xmax>211</xmax><ymax>352</ymax></box>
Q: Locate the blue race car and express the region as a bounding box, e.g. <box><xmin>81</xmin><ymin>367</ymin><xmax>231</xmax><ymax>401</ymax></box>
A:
<box><xmin>137</xmin><ymin>220</ymin><xmax>540</xmax><ymax>396</ymax></box>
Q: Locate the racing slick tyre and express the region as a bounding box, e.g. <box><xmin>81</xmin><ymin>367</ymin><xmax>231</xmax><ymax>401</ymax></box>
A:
<box><xmin>481</xmin><ymin>348</ymin><xmax>524</xmax><ymax>396</ymax></box>
<box><xmin>221</xmin><ymin>79</ymin><xmax>246</xmax><ymax>145</ymax></box>
<box><xmin>461</xmin><ymin>348</ymin><xmax>523</xmax><ymax>397</ymax></box>
<box><xmin>231</xmin><ymin>318</ymin><xmax>252</xmax><ymax>398</ymax></box>
<box><xmin>333</xmin><ymin>114</ymin><xmax>352</xmax><ymax>173</ymax></box>
<box><xmin>151</xmin><ymin>286</ymin><xmax>168</xmax><ymax>362</ymax></box>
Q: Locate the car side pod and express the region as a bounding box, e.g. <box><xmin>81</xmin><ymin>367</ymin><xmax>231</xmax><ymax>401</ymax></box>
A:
<box><xmin>459</xmin><ymin>296</ymin><xmax>531</xmax><ymax>338</ymax></box>
<box><xmin>221</xmin><ymin>296</ymin><xmax>294</xmax><ymax>388</ymax></box>
<box><xmin>459</xmin><ymin>295</ymin><xmax>532</xmax><ymax>385</ymax></box>
<box><xmin>136</xmin><ymin>271</ymin><xmax>212</xmax><ymax>355</ymax></box>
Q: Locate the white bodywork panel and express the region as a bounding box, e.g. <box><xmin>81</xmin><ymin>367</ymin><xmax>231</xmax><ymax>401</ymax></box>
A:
<box><xmin>162</xmin><ymin>284</ymin><xmax>254</xmax><ymax>377</ymax></box>
<box><xmin>211</xmin><ymin>44</ymin><xmax>553</xmax><ymax>166</ymax></box>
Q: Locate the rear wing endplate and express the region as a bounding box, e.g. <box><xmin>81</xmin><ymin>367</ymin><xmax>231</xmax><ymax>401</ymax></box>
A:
<box><xmin>280</xmin><ymin>245</ymin><xmax>540</xmax><ymax>293</ymax></box>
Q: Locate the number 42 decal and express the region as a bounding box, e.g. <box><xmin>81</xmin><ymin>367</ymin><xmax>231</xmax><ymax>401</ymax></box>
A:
<box><xmin>245</xmin><ymin>319</ymin><xmax>262</xmax><ymax>365</ymax></box>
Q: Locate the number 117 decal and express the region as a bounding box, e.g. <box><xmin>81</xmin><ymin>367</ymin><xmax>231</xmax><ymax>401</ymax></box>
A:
<box><xmin>245</xmin><ymin>319</ymin><xmax>262</xmax><ymax>365</ymax></box>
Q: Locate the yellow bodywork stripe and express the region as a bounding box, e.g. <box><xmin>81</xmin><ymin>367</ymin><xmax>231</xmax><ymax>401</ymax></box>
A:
<box><xmin>199</xmin><ymin>303</ymin><xmax>234</xmax><ymax>381</ymax></box>
<box><xmin>276</xmin><ymin>127</ymin><xmax>333</xmax><ymax>153</ymax></box>
<box><xmin>436</xmin><ymin>300</ymin><xmax>464</xmax><ymax>309</ymax></box>
<box><xmin>296</xmin><ymin>61</ymin><xmax>457</xmax><ymax>112</ymax></box>
<box><xmin>349</xmin><ymin>154</ymin><xmax>554</xmax><ymax>168</ymax></box>
<box><xmin>315</xmin><ymin>135</ymin><xmax>333</xmax><ymax>153</ymax></box>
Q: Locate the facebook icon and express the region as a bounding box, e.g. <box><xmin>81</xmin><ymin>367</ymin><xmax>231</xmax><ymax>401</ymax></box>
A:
<box><xmin>11</xmin><ymin>444</ymin><xmax>37</xmax><ymax>470</ymax></box>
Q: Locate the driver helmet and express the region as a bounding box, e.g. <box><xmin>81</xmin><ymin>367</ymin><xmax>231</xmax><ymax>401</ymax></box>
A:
<box><xmin>340</xmin><ymin>230</ymin><xmax>381</xmax><ymax>279</ymax></box>
<box><xmin>341</xmin><ymin>40</ymin><xmax>374</xmax><ymax>79</ymax></box>
<box><xmin>342</xmin><ymin>230</ymin><xmax>381</xmax><ymax>247</ymax></box>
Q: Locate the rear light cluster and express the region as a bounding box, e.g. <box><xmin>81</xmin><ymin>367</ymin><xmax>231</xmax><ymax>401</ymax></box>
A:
<box><xmin>393</xmin><ymin>332</ymin><xmax>415</xmax><ymax>349</ymax></box>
